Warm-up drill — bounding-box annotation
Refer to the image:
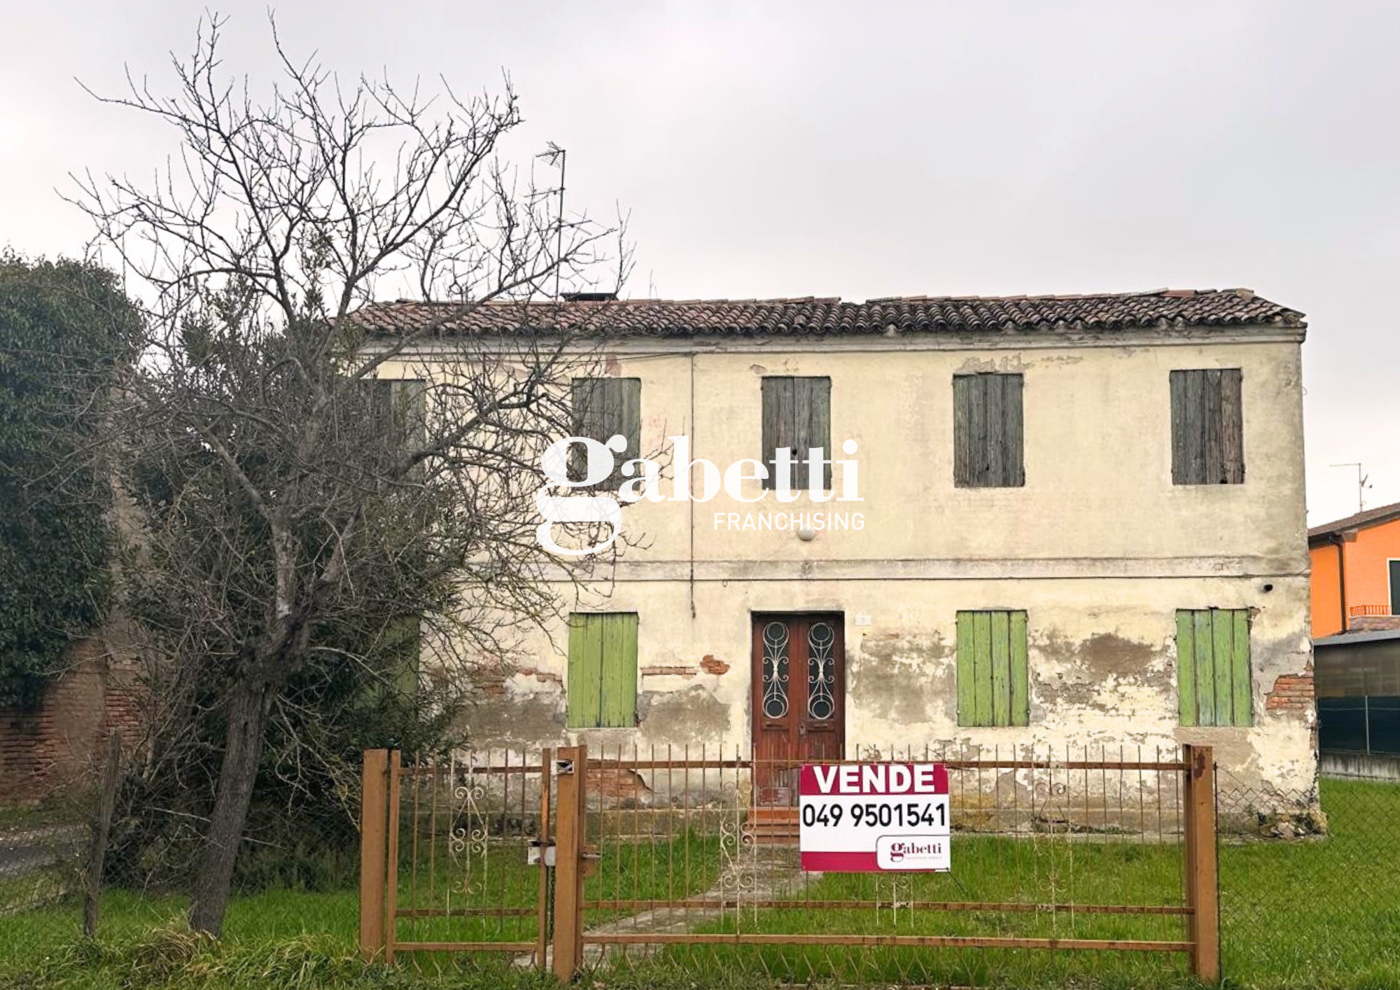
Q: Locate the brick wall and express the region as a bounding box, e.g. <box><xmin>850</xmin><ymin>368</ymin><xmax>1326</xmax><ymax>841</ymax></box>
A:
<box><xmin>0</xmin><ymin>634</ymin><xmax>142</xmax><ymax>805</ymax></box>
<box><xmin>1349</xmin><ymin>614</ymin><xmax>1400</xmax><ymax>632</ymax></box>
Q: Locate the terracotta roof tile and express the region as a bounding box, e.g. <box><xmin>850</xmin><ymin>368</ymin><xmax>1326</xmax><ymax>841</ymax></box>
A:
<box><xmin>351</xmin><ymin>288</ymin><xmax>1304</xmax><ymax>339</ymax></box>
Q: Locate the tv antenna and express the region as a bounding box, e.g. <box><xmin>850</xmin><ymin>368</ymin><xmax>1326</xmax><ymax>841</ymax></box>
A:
<box><xmin>1331</xmin><ymin>462</ymin><xmax>1371</xmax><ymax>514</ymax></box>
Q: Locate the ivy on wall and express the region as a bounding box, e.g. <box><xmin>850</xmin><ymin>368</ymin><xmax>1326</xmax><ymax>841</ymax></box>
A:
<box><xmin>0</xmin><ymin>254</ymin><xmax>140</xmax><ymax>709</ymax></box>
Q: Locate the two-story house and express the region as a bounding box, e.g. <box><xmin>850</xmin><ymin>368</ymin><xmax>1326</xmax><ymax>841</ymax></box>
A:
<box><xmin>362</xmin><ymin>288</ymin><xmax>1316</xmax><ymax>800</ymax></box>
<box><xmin>1309</xmin><ymin>501</ymin><xmax>1400</xmax><ymax>637</ymax></box>
<box><xmin>1308</xmin><ymin>503</ymin><xmax>1400</xmax><ymax>767</ymax></box>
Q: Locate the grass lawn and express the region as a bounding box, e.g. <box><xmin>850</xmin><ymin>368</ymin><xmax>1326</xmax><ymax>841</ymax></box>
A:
<box><xmin>1</xmin><ymin>780</ymin><xmax>1396</xmax><ymax>989</ymax></box>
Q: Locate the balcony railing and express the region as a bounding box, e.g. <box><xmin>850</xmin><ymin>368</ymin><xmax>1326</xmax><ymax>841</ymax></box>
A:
<box><xmin>1349</xmin><ymin>605</ymin><xmax>1393</xmax><ymax>618</ymax></box>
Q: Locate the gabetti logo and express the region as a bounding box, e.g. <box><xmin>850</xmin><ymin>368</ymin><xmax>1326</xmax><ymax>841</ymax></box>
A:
<box><xmin>876</xmin><ymin>836</ymin><xmax>947</xmax><ymax>870</ymax></box>
<box><xmin>534</xmin><ymin>434</ymin><xmax>863</xmax><ymax>555</ymax></box>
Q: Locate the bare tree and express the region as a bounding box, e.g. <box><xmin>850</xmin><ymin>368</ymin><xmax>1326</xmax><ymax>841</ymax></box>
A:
<box><xmin>73</xmin><ymin>15</ymin><xmax>629</xmax><ymax>934</ymax></box>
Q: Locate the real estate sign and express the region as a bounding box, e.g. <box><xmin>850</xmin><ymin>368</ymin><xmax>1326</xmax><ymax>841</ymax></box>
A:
<box><xmin>798</xmin><ymin>763</ymin><xmax>951</xmax><ymax>872</ymax></box>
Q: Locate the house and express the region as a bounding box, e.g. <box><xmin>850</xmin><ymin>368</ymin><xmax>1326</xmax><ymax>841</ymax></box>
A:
<box><xmin>362</xmin><ymin>288</ymin><xmax>1316</xmax><ymax>804</ymax></box>
<box><xmin>1308</xmin><ymin>501</ymin><xmax>1400</xmax><ymax>637</ymax></box>
<box><xmin>1308</xmin><ymin>503</ymin><xmax>1400</xmax><ymax>775</ymax></box>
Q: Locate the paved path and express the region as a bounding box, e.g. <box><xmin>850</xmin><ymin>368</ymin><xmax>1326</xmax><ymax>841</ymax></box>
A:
<box><xmin>520</xmin><ymin>845</ymin><xmax>812</xmax><ymax>968</ymax></box>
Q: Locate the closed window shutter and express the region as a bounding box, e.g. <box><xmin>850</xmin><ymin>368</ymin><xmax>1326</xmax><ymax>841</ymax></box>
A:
<box><xmin>1176</xmin><ymin>608</ymin><xmax>1253</xmax><ymax>726</ymax></box>
<box><xmin>1170</xmin><ymin>369</ymin><xmax>1244</xmax><ymax>485</ymax></box>
<box><xmin>570</xmin><ymin>378</ymin><xmax>641</xmax><ymax>485</ymax></box>
<box><xmin>953</xmin><ymin>374</ymin><xmax>1025</xmax><ymax>488</ymax></box>
<box><xmin>761</xmin><ymin>376</ymin><xmax>832</xmax><ymax>490</ymax></box>
<box><xmin>956</xmin><ymin>610</ymin><xmax>1029</xmax><ymax>727</ymax></box>
<box><xmin>355</xmin><ymin>378</ymin><xmax>426</xmax><ymax>479</ymax></box>
<box><xmin>567</xmin><ymin>613</ymin><xmax>638</xmax><ymax>728</ymax></box>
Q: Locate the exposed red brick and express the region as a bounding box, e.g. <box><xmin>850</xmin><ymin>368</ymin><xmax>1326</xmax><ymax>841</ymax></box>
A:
<box><xmin>516</xmin><ymin>667</ymin><xmax>564</xmax><ymax>687</ymax></box>
<box><xmin>699</xmin><ymin>655</ymin><xmax>731</xmax><ymax>676</ymax></box>
<box><xmin>0</xmin><ymin>635</ymin><xmax>144</xmax><ymax>804</ymax></box>
<box><xmin>586</xmin><ymin>766</ymin><xmax>650</xmax><ymax>802</ymax></box>
<box><xmin>1349</xmin><ymin>615</ymin><xmax>1400</xmax><ymax>632</ymax></box>
<box><xmin>1266</xmin><ymin>673</ymin><xmax>1315</xmax><ymax>715</ymax></box>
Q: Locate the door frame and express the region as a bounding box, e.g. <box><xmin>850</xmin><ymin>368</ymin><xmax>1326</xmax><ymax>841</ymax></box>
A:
<box><xmin>749</xmin><ymin>610</ymin><xmax>847</xmax><ymax>762</ymax></box>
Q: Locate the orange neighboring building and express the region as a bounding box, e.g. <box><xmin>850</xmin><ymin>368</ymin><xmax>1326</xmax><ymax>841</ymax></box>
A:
<box><xmin>1309</xmin><ymin>501</ymin><xmax>1400</xmax><ymax>638</ymax></box>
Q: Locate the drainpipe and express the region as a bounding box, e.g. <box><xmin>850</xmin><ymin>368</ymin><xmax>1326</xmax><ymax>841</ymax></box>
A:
<box><xmin>1331</xmin><ymin>535</ymin><xmax>1348</xmax><ymax>633</ymax></box>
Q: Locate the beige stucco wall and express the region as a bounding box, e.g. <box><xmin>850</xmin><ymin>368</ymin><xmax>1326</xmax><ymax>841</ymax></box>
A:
<box><xmin>403</xmin><ymin>329</ymin><xmax>1316</xmax><ymax>800</ymax></box>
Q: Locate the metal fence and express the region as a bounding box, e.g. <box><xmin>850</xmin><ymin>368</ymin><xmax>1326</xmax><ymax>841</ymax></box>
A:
<box><xmin>361</xmin><ymin>744</ymin><xmax>1222</xmax><ymax>985</ymax></box>
<box><xmin>1216</xmin><ymin>768</ymin><xmax>1400</xmax><ymax>988</ymax></box>
<box><xmin>7</xmin><ymin>744</ymin><xmax>1398</xmax><ymax>988</ymax></box>
<box><xmin>0</xmin><ymin>814</ymin><xmax>87</xmax><ymax>917</ymax></box>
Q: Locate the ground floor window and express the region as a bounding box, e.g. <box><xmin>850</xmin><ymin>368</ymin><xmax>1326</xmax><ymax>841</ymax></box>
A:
<box><xmin>955</xmin><ymin>610</ymin><xmax>1030</xmax><ymax>727</ymax></box>
<box><xmin>1176</xmin><ymin>608</ymin><xmax>1254</xmax><ymax>726</ymax></box>
<box><xmin>566</xmin><ymin>612</ymin><xmax>639</xmax><ymax>728</ymax></box>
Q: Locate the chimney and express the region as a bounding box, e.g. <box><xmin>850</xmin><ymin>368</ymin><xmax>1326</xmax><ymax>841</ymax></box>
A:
<box><xmin>561</xmin><ymin>291</ymin><xmax>618</xmax><ymax>302</ymax></box>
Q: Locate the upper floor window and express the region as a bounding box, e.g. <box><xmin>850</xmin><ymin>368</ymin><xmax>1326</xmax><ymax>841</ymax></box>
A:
<box><xmin>570</xmin><ymin>377</ymin><xmax>641</xmax><ymax>485</ymax></box>
<box><xmin>761</xmin><ymin>376</ymin><xmax>831</xmax><ymax>490</ymax></box>
<box><xmin>359</xmin><ymin>378</ymin><xmax>426</xmax><ymax>480</ymax></box>
<box><xmin>953</xmin><ymin>373</ymin><xmax>1025</xmax><ymax>488</ymax></box>
<box><xmin>1170</xmin><ymin>369</ymin><xmax>1243</xmax><ymax>485</ymax></box>
<box><xmin>363</xmin><ymin>378</ymin><xmax>426</xmax><ymax>443</ymax></box>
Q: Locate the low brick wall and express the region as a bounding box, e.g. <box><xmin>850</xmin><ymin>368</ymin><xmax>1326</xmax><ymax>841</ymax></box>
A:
<box><xmin>0</xmin><ymin>637</ymin><xmax>141</xmax><ymax>805</ymax></box>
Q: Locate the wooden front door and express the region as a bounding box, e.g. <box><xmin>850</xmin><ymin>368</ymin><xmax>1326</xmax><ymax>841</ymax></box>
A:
<box><xmin>751</xmin><ymin>613</ymin><xmax>845</xmax><ymax>805</ymax></box>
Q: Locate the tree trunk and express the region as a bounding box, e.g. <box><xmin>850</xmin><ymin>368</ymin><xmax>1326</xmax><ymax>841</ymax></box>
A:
<box><xmin>188</xmin><ymin>679</ymin><xmax>270</xmax><ymax>935</ymax></box>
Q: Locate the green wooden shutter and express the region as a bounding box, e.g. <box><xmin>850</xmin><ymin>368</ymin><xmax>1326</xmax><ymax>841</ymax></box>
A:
<box><xmin>953</xmin><ymin>374</ymin><xmax>1025</xmax><ymax>488</ymax></box>
<box><xmin>567</xmin><ymin>613</ymin><xmax>638</xmax><ymax>728</ymax></box>
<box><xmin>1176</xmin><ymin>609</ymin><xmax>1253</xmax><ymax>726</ymax></box>
<box><xmin>956</xmin><ymin>610</ymin><xmax>1029</xmax><ymax>727</ymax></box>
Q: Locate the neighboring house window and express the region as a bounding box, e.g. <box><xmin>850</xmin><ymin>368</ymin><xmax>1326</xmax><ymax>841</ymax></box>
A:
<box><xmin>570</xmin><ymin>378</ymin><xmax>641</xmax><ymax>485</ymax></box>
<box><xmin>566</xmin><ymin>612</ymin><xmax>638</xmax><ymax>728</ymax></box>
<box><xmin>956</xmin><ymin>610</ymin><xmax>1029</xmax><ymax>727</ymax></box>
<box><xmin>1170</xmin><ymin>369</ymin><xmax>1244</xmax><ymax>485</ymax></box>
<box><xmin>1176</xmin><ymin>608</ymin><xmax>1254</xmax><ymax>727</ymax></box>
<box><xmin>761</xmin><ymin>376</ymin><xmax>832</xmax><ymax>490</ymax></box>
<box><xmin>953</xmin><ymin>374</ymin><xmax>1025</xmax><ymax>488</ymax></box>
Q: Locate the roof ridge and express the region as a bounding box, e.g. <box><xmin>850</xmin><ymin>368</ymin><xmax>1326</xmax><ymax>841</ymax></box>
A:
<box><xmin>376</xmin><ymin>288</ymin><xmax>1265</xmax><ymax>308</ymax></box>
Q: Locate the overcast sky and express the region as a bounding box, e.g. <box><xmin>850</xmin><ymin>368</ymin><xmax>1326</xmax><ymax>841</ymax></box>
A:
<box><xmin>1</xmin><ymin>1</ymin><xmax>1395</xmax><ymax>525</ymax></box>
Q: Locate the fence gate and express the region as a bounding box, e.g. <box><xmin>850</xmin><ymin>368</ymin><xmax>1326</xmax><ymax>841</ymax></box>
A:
<box><xmin>359</xmin><ymin>748</ymin><xmax>555</xmax><ymax>966</ymax></box>
<box><xmin>361</xmin><ymin>744</ymin><xmax>1220</xmax><ymax>984</ymax></box>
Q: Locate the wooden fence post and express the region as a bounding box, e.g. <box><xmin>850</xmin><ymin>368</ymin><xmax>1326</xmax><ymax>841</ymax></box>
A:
<box><xmin>82</xmin><ymin>732</ymin><xmax>122</xmax><ymax>938</ymax></box>
<box><xmin>552</xmin><ymin>744</ymin><xmax>587</xmax><ymax>981</ymax></box>
<box><xmin>536</xmin><ymin>747</ymin><xmax>552</xmax><ymax>971</ymax></box>
<box><xmin>359</xmin><ymin>749</ymin><xmax>389</xmax><ymax>961</ymax></box>
<box><xmin>384</xmin><ymin>751</ymin><xmax>401</xmax><ymax>965</ymax></box>
<box><xmin>1183</xmin><ymin>744</ymin><xmax>1220</xmax><ymax>983</ymax></box>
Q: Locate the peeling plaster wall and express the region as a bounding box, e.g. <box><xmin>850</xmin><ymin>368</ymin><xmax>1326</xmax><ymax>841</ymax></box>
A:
<box><xmin>415</xmin><ymin>333</ymin><xmax>1314</xmax><ymax>803</ymax></box>
<box><xmin>470</xmin><ymin>573</ymin><xmax>1315</xmax><ymax>799</ymax></box>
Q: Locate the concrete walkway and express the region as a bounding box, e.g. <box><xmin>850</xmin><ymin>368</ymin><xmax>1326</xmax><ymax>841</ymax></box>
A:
<box><xmin>519</xmin><ymin>846</ymin><xmax>812</xmax><ymax>968</ymax></box>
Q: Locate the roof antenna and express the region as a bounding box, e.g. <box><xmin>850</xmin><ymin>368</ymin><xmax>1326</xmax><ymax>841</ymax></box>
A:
<box><xmin>1331</xmin><ymin>462</ymin><xmax>1371</xmax><ymax>514</ymax></box>
<box><xmin>537</xmin><ymin>142</ymin><xmax>567</xmax><ymax>303</ymax></box>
